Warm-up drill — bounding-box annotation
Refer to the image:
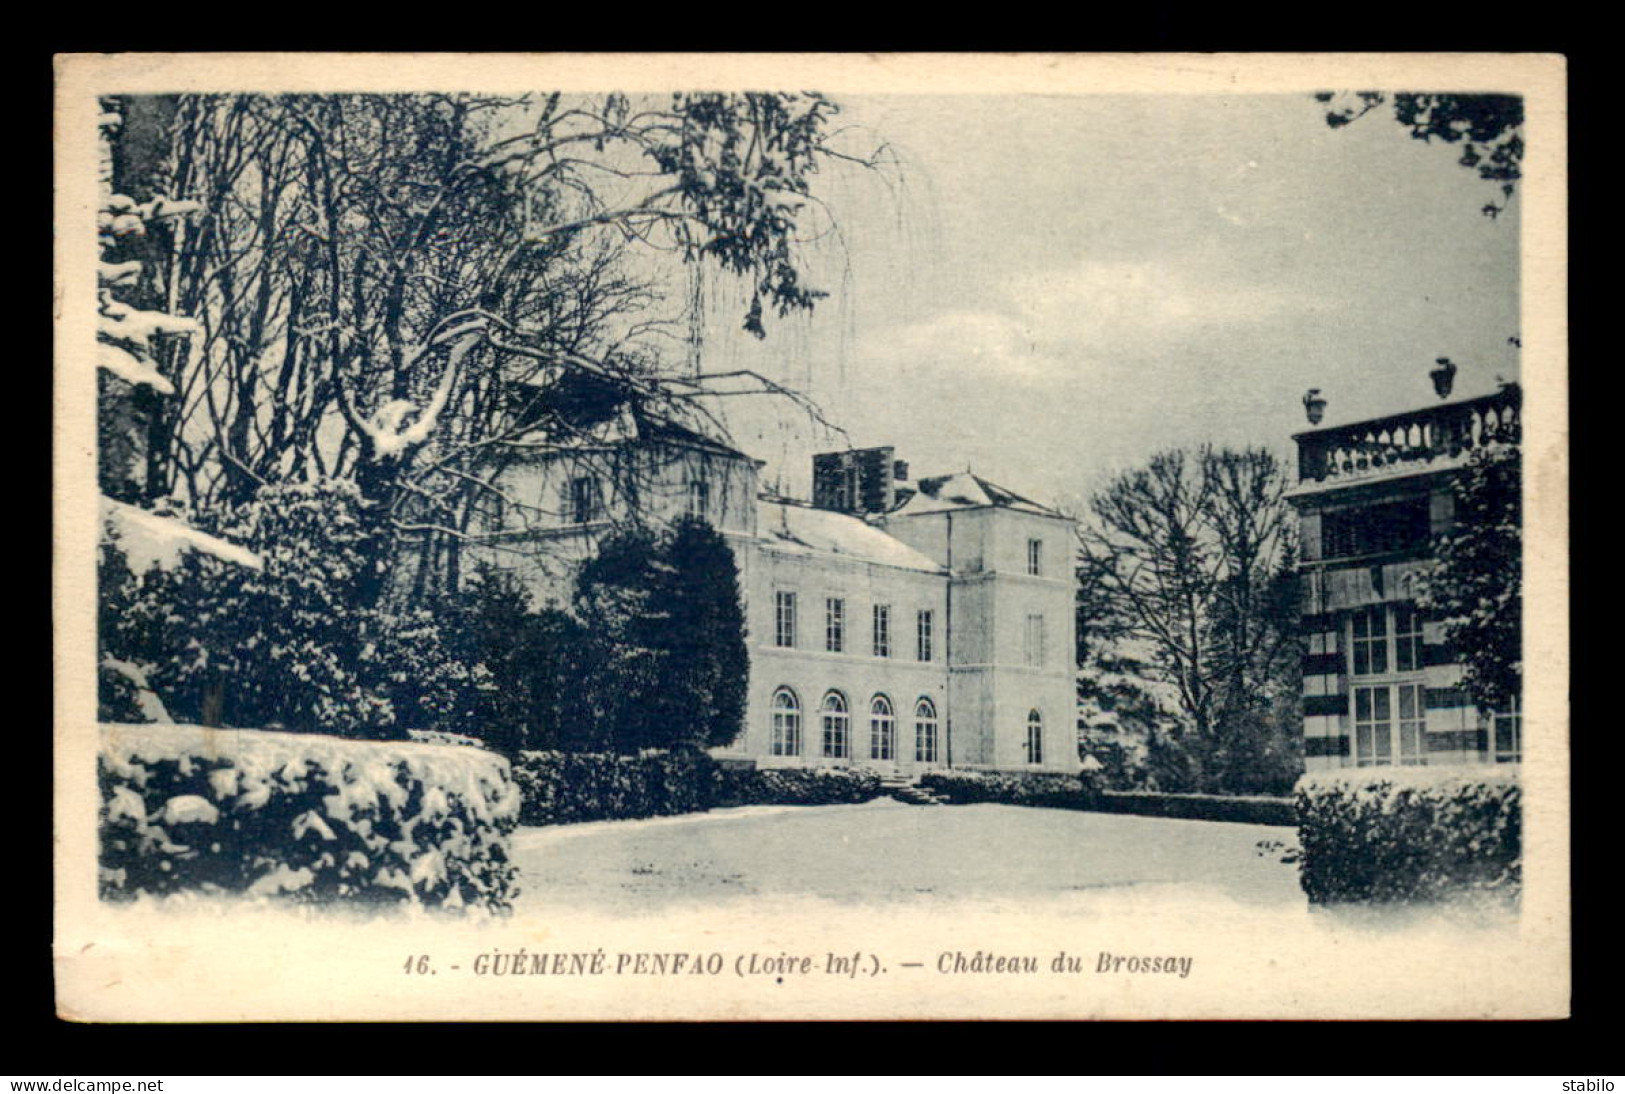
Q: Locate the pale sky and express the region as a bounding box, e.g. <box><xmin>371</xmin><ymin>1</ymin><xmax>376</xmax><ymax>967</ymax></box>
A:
<box><xmin>693</xmin><ymin>93</ymin><xmax>1523</xmax><ymax>511</ymax></box>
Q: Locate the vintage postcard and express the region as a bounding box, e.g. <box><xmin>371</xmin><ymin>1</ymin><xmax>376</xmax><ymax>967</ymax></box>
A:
<box><xmin>54</xmin><ymin>52</ymin><xmax>1569</xmax><ymax>1021</ymax></box>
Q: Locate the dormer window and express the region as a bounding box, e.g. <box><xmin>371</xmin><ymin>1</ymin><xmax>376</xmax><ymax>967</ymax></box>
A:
<box><xmin>569</xmin><ymin>476</ymin><xmax>600</xmax><ymax>524</ymax></box>
<box><xmin>687</xmin><ymin>477</ymin><xmax>711</xmax><ymax>520</ymax></box>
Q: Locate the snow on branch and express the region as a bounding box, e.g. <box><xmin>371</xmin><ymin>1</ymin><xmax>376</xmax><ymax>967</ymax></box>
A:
<box><xmin>102</xmin><ymin>497</ymin><xmax>262</xmax><ymax>573</ymax></box>
<box><xmin>97</xmin><ymin>342</ymin><xmax>175</xmax><ymax>395</ymax></box>
<box><xmin>355</xmin><ymin>328</ymin><xmax>483</xmax><ymax>460</ymax></box>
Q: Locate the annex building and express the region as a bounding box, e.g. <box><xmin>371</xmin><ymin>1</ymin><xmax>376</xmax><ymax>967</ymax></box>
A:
<box><xmin>1288</xmin><ymin>375</ymin><xmax>1522</xmax><ymax>772</ymax></box>
<box><xmin>474</xmin><ymin>404</ymin><xmax>1079</xmax><ymax>776</ymax></box>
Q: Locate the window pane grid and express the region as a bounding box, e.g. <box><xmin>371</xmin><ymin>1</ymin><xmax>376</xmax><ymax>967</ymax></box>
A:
<box><xmin>914</xmin><ymin>700</ymin><xmax>939</xmax><ymax>763</ymax></box>
<box><xmin>1354</xmin><ymin>683</ymin><xmax>1426</xmax><ymax>768</ymax></box>
<box><xmin>873</xmin><ymin>604</ymin><xmax>891</xmax><ymax>658</ymax></box>
<box><xmin>1351</xmin><ymin>606</ymin><xmax>1388</xmax><ymax>676</ymax></box>
<box><xmin>1494</xmin><ymin>696</ymin><xmax>1522</xmax><ymax>763</ymax></box>
<box><xmin>1394</xmin><ymin>603</ymin><xmax>1424</xmax><ymax>673</ymax></box>
<box><xmin>916</xmin><ymin>610</ymin><xmax>933</xmax><ymax>662</ymax></box>
<box><xmin>774</xmin><ymin>591</ymin><xmax>796</xmax><ymax>649</ymax></box>
<box><xmin>870</xmin><ymin>697</ymin><xmax>894</xmax><ymax>761</ymax></box>
<box><xmin>771</xmin><ymin>689</ymin><xmax>801</xmax><ymax>756</ymax></box>
<box><xmin>825</xmin><ymin>597</ymin><xmax>845</xmax><ymax>653</ymax></box>
<box><xmin>822</xmin><ymin>692</ymin><xmax>849</xmax><ymax>758</ymax></box>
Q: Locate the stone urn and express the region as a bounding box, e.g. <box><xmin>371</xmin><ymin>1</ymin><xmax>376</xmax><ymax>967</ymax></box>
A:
<box><xmin>1430</xmin><ymin>357</ymin><xmax>1457</xmax><ymax>399</ymax></box>
<box><xmin>1303</xmin><ymin>388</ymin><xmax>1327</xmax><ymax>425</ymax></box>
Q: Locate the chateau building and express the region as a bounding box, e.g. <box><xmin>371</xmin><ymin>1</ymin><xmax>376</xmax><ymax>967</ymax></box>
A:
<box><xmin>475</xmin><ymin>404</ymin><xmax>1078</xmax><ymax>776</ymax></box>
<box><xmin>1288</xmin><ymin>378</ymin><xmax>1522</xmax><ymax>772</ymax></box>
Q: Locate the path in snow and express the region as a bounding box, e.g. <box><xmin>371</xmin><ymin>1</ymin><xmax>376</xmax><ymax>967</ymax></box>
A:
<box><xmin>510</xmin><ymin>798</ymin><xmax>1305</xmax><ymax>916</ymax></box>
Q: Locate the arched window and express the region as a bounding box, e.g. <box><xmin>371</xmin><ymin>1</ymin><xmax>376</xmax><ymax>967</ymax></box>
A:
<box><xmin>821</xmin><ymin>691</ymin><xmax>850</xmax><ymax>759</ymax></box>
<box><xmin>914</xmin><ymin>698</ymin><xmax>939</xmax><ymax>764</ymax></box>
<box><xmin>771</xmin><ymin>688</ymin><xmax>801</xmax><ymax>757</ymax></box>
<box><xmin>1025</xmin><ymin>709</ymin><xmax>1044</xmax><ymax>765</ymax></box>
<box><xmin>869</xmin><ymin>695</ymin><xmax>895</xmax><ymax>761</ymax></box>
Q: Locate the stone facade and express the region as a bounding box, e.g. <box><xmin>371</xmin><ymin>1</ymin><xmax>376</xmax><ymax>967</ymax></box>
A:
<box><xmin>1288</xmin><ymin>383</ymin><xmax>1522</xmax><ymax>772</ymax></box>
<box><xmin>476</xmin><ymin>426</ymin><xmax>1079</xmax><ymax>776</ymax></box>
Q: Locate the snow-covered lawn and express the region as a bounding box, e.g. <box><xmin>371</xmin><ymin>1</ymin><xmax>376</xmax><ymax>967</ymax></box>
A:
<box><xmin>72</xmin><ymin>798</ymin><xmax>1550</xmax><ymax>1021</ymax></box>
<box><xmin>511</xmin><ymin>798</ymin><xmax>1305</xmax><ymax>916</ymax></box>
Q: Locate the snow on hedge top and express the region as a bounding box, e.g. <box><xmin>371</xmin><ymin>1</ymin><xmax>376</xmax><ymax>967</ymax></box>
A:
<box><xmin>1296</xmin><ymin>763</ymin><xmax>1520</xmax><ymax>794</ymax></box>
<box><xmin>101</xmin><ymin>497</ymin><xmax>262</xmax><ymax>573</ymax></box>
<box><xmin>100</xmin><ymin>723</ymin><xmax>520</xmax><ymax>827</ymax></box>
<box><xmin>759</xmin><ymin>499</ymin><xmax>944</xmax><ymax>573</ymax></box>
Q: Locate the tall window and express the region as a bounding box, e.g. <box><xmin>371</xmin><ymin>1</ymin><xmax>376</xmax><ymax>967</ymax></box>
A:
<box><xmin>869</xmin><ymin>695</ymin><xmax>895</xmax><ymax>761</ymax></box>
<box><xmin>825</xmin><ymin>597</ymin><xmax>846</xmax><ymax>653</ymax></box>
<box><xmin>872</xmin><ymin>604</ymin><xmax>891</xmax><ymax>658</ymax></box>
<box><xmin>1393</xmin><ymin>602</ymin><xmax>1424</xmax><ymax>674</ymax></box>
<box><xmin>1025</xmin><ymin>709</ymin><xmax>1044</xmax><ymax>765</ymax></box>
<box><xmin>1024</xmin><ymin>614</ymin><xmax>1046</xmax><ymax>667</ymax></box>
<box><xmin>774</xmin><ymin>591</ymin><xmax>797</xmax><ymax>648</ymax></box>
<box><xmin>1492</xmin><ymin>696</ymin><xmax>1522</xmax><ymax>763</ymax></box>
<box><xmin>687</xmin><ymin>477</ymin><xmax>710</xmax><ymax>520</ymax></box>
<box><xmin>770</xmin><ymin>688</ymin><xmax>801</xmax><ymax>756</ymax></box>
<box><xmin>1354</xmin><ymin>682</ymin><xmax>1425</xmax><ymax>767</ymax></box>
<box><xmin>1350</xmin><ymin>606</ymin><xmax>1389</xmax><ymax>676</ymax></box>
<box><xmin>1346</xmin><ymin>602</ymin><xmax>1431</xmax><ymax>767</ymax></box>
<box><xmin>569</xmin><ymin>476</ymin><xmax>600</xmax><ymax>524</ymax></box>
<box><xmin>914</xmin><ymin>698</ymin><xmax>939</xmax><ymax>764</ymax></box>
<box><xmin>916</xmin><ymin>609</ymin><xmax>934</xmax><ymax>662</ymax></box>
<box><xmin>821</xmin><ymin>691</ymin><xmax>850</xmax><ymax>759</ymax></box>
<box><xmin>1027</xmin><ymin>537</ymin><xmax>1043</xmax><ymax>576</ymax></box>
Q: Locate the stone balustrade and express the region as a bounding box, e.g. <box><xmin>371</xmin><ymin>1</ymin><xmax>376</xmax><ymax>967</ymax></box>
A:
<box><xmin>1295</xmin><ymin>383</ymin><xmax>1520</xmax><ymax>484</ymax></box>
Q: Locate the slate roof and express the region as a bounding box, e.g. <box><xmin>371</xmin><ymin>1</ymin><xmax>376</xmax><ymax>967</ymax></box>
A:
<box><xmin>893</xmin><ymin>471</ymin><xmax>1064</xmax><ymax>518</ymax></box>
<box><xmin>758</xmin><ymin>498</ymin><xmax>945</xmax><ymax>574</ymax></box>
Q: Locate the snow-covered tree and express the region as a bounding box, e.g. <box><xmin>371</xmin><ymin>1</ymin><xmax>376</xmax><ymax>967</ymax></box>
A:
<box><xmin>123</xmin><ymin>92</ymin><xmax>879</xmax><ymax>607</ymax></box>
<box><xmin>1418</xmin><ymin>443</ymin><xmax>1522</xmax><ymax>712</ymax></box>
<box><xmin>95</xmin><ymin>100</ymin><xmax>262</xmax><ymax>722</ymax></box>
<box><xmin>106</xmin><ymin>481</ymin><xmax>489</xmax><ymax>738</ymax></box>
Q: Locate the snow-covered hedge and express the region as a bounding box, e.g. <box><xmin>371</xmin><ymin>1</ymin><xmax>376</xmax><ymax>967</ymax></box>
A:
<box><xmin>917</xmin><ymin>771</ymin><xmax>1293</xmax><ymax>824</ymax></box>
<box><xmin>99</xmin><ymin>724</ymin><xmax>521</xmax><ymax>913</ymax></box>
<box><xmin>1294</xmin><ymin>766</ymin><xmax>1521</xmax><ymax>905</ymax></box>
<box><xmin>513</xmin><ymin>750</ymin><xmax>722</xmax><ymax>826</ymax></box>
<box><xmin>1093</xmin><ymin>790</ymin><xmax>1295</xmax><ymax>826</ymax></box>
<box><xmin>920</xmin><ymin>769</ymin><xmax>1090</xmax><ymax>808</ymax></box>
<box><xmin>716</xmin><ymin>766</ymin><xmax>884</xmax><ymax>807</ymax></box>
<box><xmin>512</xmin><ymin>753</ymin><xmax>885</xmax><ymax>825</ymax></box>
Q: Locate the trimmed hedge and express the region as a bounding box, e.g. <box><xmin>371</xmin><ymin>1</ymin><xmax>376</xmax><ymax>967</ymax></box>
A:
<box><xmin>99</xmin><ymin>723</ymin><xmax>521</xmax><ymax>913</ymax></box>
<box><xmin>512</xmin><ymin>752</ymin><xmax>885</xmax><ymax>825</ymax></box>
<box><xmin>920</xmin><ymin>770</ymin><xmax>1295</xmax><ymax>825</ymax></box>
<box><xmin>512</xmin><ymin>749</ymin><xmax>721</xmax><ymax>826</ymax></box>
<box><xmin>921</xmin><ymin>769</ymin><xmax>1090</xmax><ymax>808</ymax></box>
<box><xmin>717</xmin><ymin>765</ymin><xmax>884</xmax><ymax>807</ymax></box>
<box><xmin>1294</xmin><ymin>766</ymin><xmax>1521</xmax><ymax>905</ymax></box>
<box><xmin>1094</xmin><ymin>790</ymin><xmax>1295</xmax><ymax>827</ymax></box>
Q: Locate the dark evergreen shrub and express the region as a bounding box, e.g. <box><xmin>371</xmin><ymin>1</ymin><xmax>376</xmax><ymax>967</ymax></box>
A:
<box><xmin>512</xmin><ymin>750</ymin><xmax>725</xmax><ymax>826</ymax></box>
<box><xmin>919</xmin><ymin>769</ymin><xmax>1092</xmax><ymax>808</ymax></box>
<box><xmin>715</xmin><ymin>766</ymin><xmax>884</xmax><ymax>807</ymax></box>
